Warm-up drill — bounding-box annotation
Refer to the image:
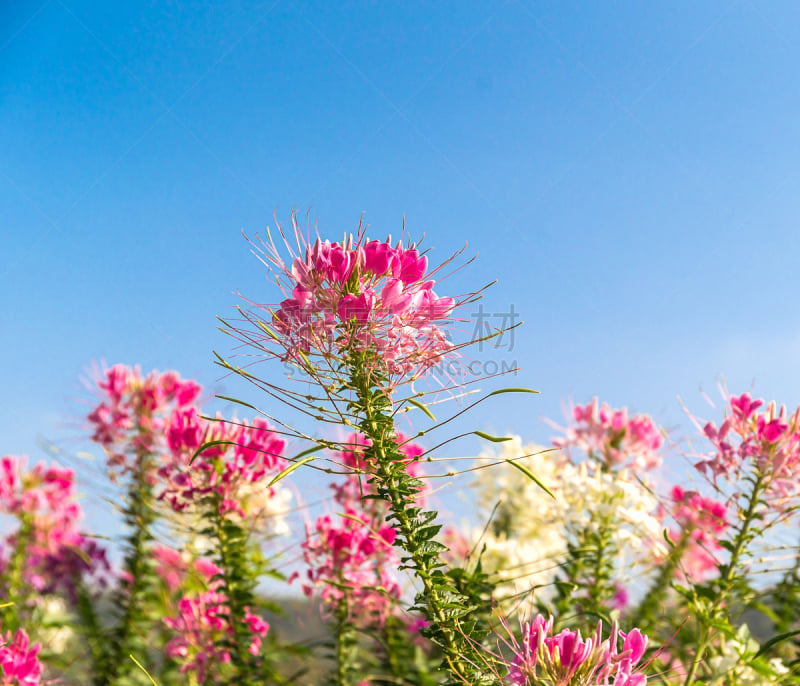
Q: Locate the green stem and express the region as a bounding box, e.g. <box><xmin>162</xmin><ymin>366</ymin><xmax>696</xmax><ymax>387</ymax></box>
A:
<box><xmin>107</xmin><ymin>451</ymin><xmax>157</xmax><ymax>684</ymax></box>
<box><xmin>587</xmin><ymin>528</ymin><xmax>614</xmax><ymax>615</ymax></box>
<box><xmin>75</xmin><ymin>581</ymin><xmax>112</xmax><ymax>686</ymax></box>
<box><xmin>683</xmin><ymin>473</ymin><xmax>765</xmax><ymax>686</ymax></box>
<box><xmin>631</xmin><ymin>534</ymin><xmax>690</xmax><ymax>630</ymax></box>
<box><xmin>334</xmin><ymin>593</ymin><xmax>357</xmax><ymax>686</ymax></box>
<box><xmin>0</xmin><ymin>515</ymin><xmax>32</xmax><ymax>633</ymax></box>
<box><xmin>212</xmin><ymin>505</ymin><xmax>259</xmax><ymax>686</ymax></box>
<box><xmin>349</xmin><ymin>357</ymin><xmax>495</xmax><ymax>685</ymax></box>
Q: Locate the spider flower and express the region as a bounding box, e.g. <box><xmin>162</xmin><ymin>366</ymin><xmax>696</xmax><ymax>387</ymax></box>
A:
<box><xmin>87</xmin><ymin>364</ymin><xmax>201</xmax><ymax>479</ymax></box>
<box><xmin>659</xmin><ymin>486</ymin><xmax>728</xmax><ymax>582</ymax></box>
<box><xmin>552</xmin><ymin>398</ymin><xmax>663</xmax><ymax>473</ymax></box>
<box><xmin>506</xmin><ymin>614</ymin><xmax>650</xmax><ymax>686</ymax></box>
<box><xmin>234</xmin><ymin>214</ymin><xmax>476</xmax><ymax>392</ymax></box>
<box><xmin>0</xmin><ymin>627</ymin><xmax>41</xmax><ymax>686</ymax></box>
<box><xmin>695</xmin><ymin>392</ymin><xmax>800</xmax><ymax>509</ymax></box>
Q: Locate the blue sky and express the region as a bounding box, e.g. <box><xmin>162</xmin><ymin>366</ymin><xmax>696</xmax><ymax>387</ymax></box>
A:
<box><xmin>3</xmin><ymin>2</ymin><xmax>800</xmax><ymax>529</ymax></box>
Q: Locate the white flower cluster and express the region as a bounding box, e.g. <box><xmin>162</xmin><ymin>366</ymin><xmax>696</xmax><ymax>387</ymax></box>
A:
<box><xmin>469</xmin><ymin>436</ymin><xmax>664</xmax><ymax>607</ymax></box>
<box><xmin>707</xmin><ymin>633</ymin><xmax>789</xmax><ymax>686</ymax></box>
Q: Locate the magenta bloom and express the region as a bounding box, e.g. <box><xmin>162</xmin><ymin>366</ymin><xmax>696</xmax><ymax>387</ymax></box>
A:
<box><xmin>87</xmin><ymin>364</ymin><xmax>201</xmax><ymax>479</ymax></box>
<box><xmin>695</xmin><ymin>392</ymin><xmax>800</xmax><ymax>508</ymax></box>
<box><xmin>506</xmin><ymin>615</ymin><xmax>650</xmax><ymax>686</ymax></box>
<box><xmin>552</xmin><ymin>398</ymin><xmax>663</xmax><ymax>472</ymax></box>
<box><xmin>658</xmin><ymin>486</ymin><xmax>728</xmax><ymax>582</ymax></box>
<box><xmin>0</xmin><ymin>456</ymin><xmax>109</xmax><ymax>600</ymax></box>
<box><xmin>164</xmin><ymin>589</ymin><xmax>269</xmax><ymax>681</ymax></box>
<box><xmin>160</xmin><ymin>410</ymin><xmax>288</xmax><ymax>521</ymax></box>
<box><xmin>0</xmin><ymin>628</ymin><xmax>42</xmax><ymax>686</ymax></box>
<box><xmin>239</xmin><ymin>215</ymin><xmax>467</xmax><ymax>389</ymax></box>
<box><xmin>300</xmin><ymin>509</ymin><xmax>402</xmax><ymax>630</ymax></box>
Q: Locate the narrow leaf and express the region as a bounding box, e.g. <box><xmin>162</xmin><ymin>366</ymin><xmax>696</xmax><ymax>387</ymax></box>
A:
<box><xmin>255</xmin><ymin>319</ymin><xmax>280</xmax><ymax>340</ymax></box>
<box><xmin>408</xmin><ymin>398</ymin><xmax>436</xmax><ymax>421</ymax></box>
<box><xmin>215</xmin><ymin>395</ymin><xmax>260</xmax><ymax>412</ymax></box>
<box><xmin>473</xmin><ymin>431</ymin><xmax>513</xmax><ymax>443</ymax></box>
<box><xmin>268</xmin><ymin>455</ymin><xmax>316</xmax><ymax>487</ymax></box>
<box><xmin>488</xmin><ymin>387</ymin><xmax>539</xmax><ymax>397</ymax></box>
<box><xmin>504</xmin><ymin>458</ymin><xmax>556</xmax><ymax>499</ymax></box>
<box><xmin>755</xmin><ymin>628</ymin><xmax>800</xmax><ymax>657</ymax></box>
<box><xmin>129</xmin><ymin>655</ymin><xmax>159</xmax><ymax>686</ymax></box>
<box><xmin>190</xmin><ymin>440</ymin><xmax>237</xmax><ymax>464</ymax></box>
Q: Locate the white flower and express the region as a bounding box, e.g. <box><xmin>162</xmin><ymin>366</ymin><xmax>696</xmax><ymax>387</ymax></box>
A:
<box><xmin>469</xmin><ymin>436</ymin><xmax>664</xmax><ymax>607</ymax></box>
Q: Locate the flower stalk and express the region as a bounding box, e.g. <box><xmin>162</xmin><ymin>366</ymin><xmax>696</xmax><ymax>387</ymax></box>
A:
<box><xmin>682</xmin><ymin>473</ymin><xmax>765</xmax><ymax>686</ymax></box>
<box><xmin>348</xmin><ymin>352</ymin><xmax>496</xmax><ymax>685</ymax></box>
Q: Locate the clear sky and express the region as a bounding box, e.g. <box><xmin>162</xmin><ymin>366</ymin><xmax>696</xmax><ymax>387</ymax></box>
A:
<box><xmin>4</xmin><ymin>2</ymin><xmax>800</xmax><ymax>529</ymax></box>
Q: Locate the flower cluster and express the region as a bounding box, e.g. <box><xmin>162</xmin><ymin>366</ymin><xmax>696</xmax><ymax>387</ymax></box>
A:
<box><xmin>468</xmin><ymin>438</ymin><xmax>663</xmax><ymax>606</ymax></box>
<box><xmin>160</xmin><ymin>409</ymin><xmax>291</xmax><ymax>530</ymax></box>
<box><xmin>706</xmin><ymin>634</ymin><xmax>789</xmax><ymax>686</ymax></box>
<box><xmin>300</xmin><ymin>509</ymin><xmax>401</xmax><ymax>629</ymax></box>
<box><xmin>247</xmin><ymin>218</ymin><xmax>462</xmax><ymax>386</ymax></box>
<box><xmin>0</xmin><ymin>627</ymin><xmax>42</xmax><ymax>686</ymax></box>
<box><xmin>298</xmin><ymin>433</ymin><xmax>427</xmax><ymax>629</ymax></box>
<box><xmin>696</xmin><ymin>392</ymin><xmax>800</xmax><ymax>508</ymax></box>
<box><xmin>164</xmin><ymin>588</ymin><xmax>269</xmax><ymax>682</ymax></box>
<box><xmin>151</xmin><ymin>545</ymin><xmax>223</xmax><ymax>595</ymax></box>
<box><xmin>0</xmin><ymin>456</ymin><xmax>108</xmax><ymax>599</ymax></box>
<box><xmin>552</xmin><ymin>399</ymin><xmax>663</xmax><ymax>472</ymax></box>
<box><xmin>87</xmin><ymin>364</ymin><xmax>201</xmax><ymax>479</ymax></box>
<box><xmin>507</xmin><ymin>615</ymin><xmax>649</xmax><ymax>686</ymax></box>
<box><xmin>662</xmin><ymin>486</ymin><xmax>728</xmax><ymax>581</ymax></box>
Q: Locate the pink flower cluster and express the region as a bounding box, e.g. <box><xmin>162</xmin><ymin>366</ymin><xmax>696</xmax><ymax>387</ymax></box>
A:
<box><xmin>87</xmin><ymin>364</ymin><xmax>201</xmax><ymax>479</ymax></box>
<box><xmin>507</xmin><ymin>615</ymin><xmax>649</xmax><ymax>686</ymax></box>
<box><xmin>662</xmin><ymin>486</ymin><xmax>728</xmax><ymax>582</ymax></box>
<box><xmin>696</xmin><ymin>392</ymin><xmax>800</xmax><ymax>507</ymax></box>
<box><xmin>159</xmin><ymin>546</ymin><xmax>268</xmax><ymax>680</ymax></box>
<box><xmin>89</xmin><ymin>363</ymin><xmax>290</xmax><ymax>522</ymax></box>
<box><xmin>0</xmin><ymin>456</ymin><xmax>108</xmax><ymax>598</ymax></box>
<box><xmin>0</xmin><ymin>627</ymin><xmax>41</xmax><ymax>686</ymax></box>
<box><xmin>297</xmin><ymin>433</ymin><xmax>427</xmax><ymax>629</ymax></box>
<box><xmin>553</xmin><ymin>398</ymin><xmax>663</xmax><ymax>472</ymax></box>
<box><xmin>300</xmin><ymin>509</ymin><xmax>401</xmax><ymax>629</ymax></box>
<box><xmin>164</xmin><ymin>590</ymin><xmax>268</xmax><ymax>682</ymax></box>
<box><xmin>253</xmin><ymin>220</ymin><xmax>459</xmax><ymax>384</ymax></box>
<box><xmin>160</xmin><ymin>408</ymin><xmax>287</xmax><ymax>519</ymax></box>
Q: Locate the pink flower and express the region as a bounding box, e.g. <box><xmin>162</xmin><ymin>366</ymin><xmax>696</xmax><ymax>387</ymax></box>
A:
<box><xmin>552</xmin><ymin>398</ymin><xmax>663</xmax><ymax>473</ymax></box>
<box><xmin>164</xmin><ymin>590</ymin><xmax>269</xmax><ymax>680</ymax></box>
<box><xmin>0</xmin><ymin>628</ymin><xmax>42</xmax><ymax>686</ymax></box>
<box><xmin>237</xmin><ymin>213</ymin><xmax>469</xmax><ymax>391</ymax></box>
<box><xmin>695</xmin><ymin>392</ymin><xmax>800</xmax><ymax>509</ymax></box>
<box><xmin>0</xmin><ymin>456</ymin><xmax>110</xmax><ymax>599</ymax></box>
<box><xmin>506</xmin><ymin>615</ymin><xmax>650</xmax><ymax>686</ymax></box>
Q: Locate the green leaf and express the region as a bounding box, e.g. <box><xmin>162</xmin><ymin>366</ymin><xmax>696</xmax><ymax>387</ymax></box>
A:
<box><xmin>289</xmin><ymin>445</ymin><xmax>326</xmax><ymax>462</ymax></box>
<box><xmin>189</xmin><ymin>440</ymin><xmax>237</xmax><ymax>464</ymax></box>
<box><xmin>408</xmin><ymin>398</ymin><xmax>436</xmax><ymax>421</ymax></box>
<box><xmin>129</xmin><ymin>655</ymin><xmax>159</xmax><ymax>686</ymax></box>
<box><xmin>755</xmin><ymin>628</ymin><xmax>800</xmax><ymax>658</ymax></box>
<box><xmin>473</xmin><ymin>431</ymin><xmax>513</xmax><ymax>443</ymax></box>
<box><xmin>415</xmin><ymin>524</ymin><xmax>443</xmax><ymax>541</ymax></box>
<box><xmin>215</xmin><ymin>395</ymin><xmax>260</xmax><ymax>412</ymax></box>
<box><xmin>663</xmin><ymin>528</ymin><xmax>676</xmax><ymax>548</ymax></box>
<box><xmin>487</xmin><ymin>387</ymin><xmax>539</xmax><ymax>397</ymax></box>
<box><xmin>268</xmin><ymin>455</ymin><xmax>316</xmax><ymax>486</ymax></box>
<box><xmin>254</xmin><ymin>319</ymin><xmax>280</xmax><ymax>340</ymax></box>
<box><xmin>504</xmin><ymin>458</ymin><xmax>556</xmax><ymax>499</ymax></box>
